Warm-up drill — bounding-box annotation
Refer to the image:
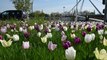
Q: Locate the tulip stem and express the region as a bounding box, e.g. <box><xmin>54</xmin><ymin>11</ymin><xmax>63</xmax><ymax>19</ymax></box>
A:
<box><xmin>102</xmin><ymin>22</ymin><xmax>106</xmax><ymax>42</ymax></box>
<box><xmin>86</xmin><ymin>44</ymin><xmax>90</xmax><ymax>59</ymax></box>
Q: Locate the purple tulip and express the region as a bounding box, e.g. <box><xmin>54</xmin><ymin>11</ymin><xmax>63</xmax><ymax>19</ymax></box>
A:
<box><xmin>63</xmin><ymin>40</ymin><xmax>71</xmax><ymax>49</ymax></box>
<box><xmin>44</xmin><ymin>28</ymin><xmax>50</xmax><ymax>33</ymax></box>
<box><xmin>74</xmin><ymin>37</ymin><xmax>81</xmax><ymax>44</ymax></box>
<box><xmin>73</xmin><ymin>24</ymin><xmax>75</xmax><ymax>28</ymax></box>
<box><xmin>51</xmin><ymin>24</ymin><xmax>55</xmax><ymax>27</ymax></box>
<box><xmin>101</xmin><ymin>24</ymin><xmax>104</xmax><ymax>29</ymax></box>
<box><xmin>34</xmin><ymin>24</ymin><xmax>40</xmax><ymax>32</ymax></box>
<box><xmin>96</xmin><ymin>26</ymin><xmax>100</xmax><ymax>31</ymax></box>
<box><xmin>0</xmin><ymin>35</ymin><xmax>3</xmax><ymax>40</ymax></box>
<box><xmin>79</xmin><ymin>24</ymin><xmax>82</xmax><ymax>28</ymax></box>
<box><xmin>58</xmin><ymin>24</ymin><xmax>64</xmax><ymax>31</ymax></box>
<box><xmin>87</xmin><ymin>26</ymin><xmax>91</xmax><ymax>32</ymax></box>
<box><xmin>24</xmin><ymin>32</ymin><xmax>30</xmax><ymax>39</ymax></box>
<box><xmin>10</xmin><ymin>25</ymin><xmax>16</xmax><ymax>29</ymax></box>
<box><xmin>82</xmin><ymin>31</ymin><xmax>86</xmax><ymax>37</ymax></box>
<box><xmin>96</xmin><ymin>24</ymin><xmax>104</xmax><ymax>31</ymax></box>
<box><xmin>96</xmin><ymin>23</ymin><xmax>99</xmax><ymax>26</ymax></box>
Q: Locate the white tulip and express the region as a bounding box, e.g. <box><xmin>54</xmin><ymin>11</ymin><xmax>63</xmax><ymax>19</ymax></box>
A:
<box><xmin>46</xmin><ymin>33</ymin><xmax>52</xmax><ymax>38</ymax></box>
<box><xmin>103</xmin><ymin>37</ymin><xmax>107</xmax><ymax>46</ymax></box>
<box><xmin>48</xmin><ymin>25</ymin><xmax>51</xmax><ymax>28</ymax></box>
<box><xmin>105</xmin><ymin>31</ymin><xmax>107</xmax><ymax>34</ymax></box>
<box><xmin>76</xmin><ymin>25</ymin><xmax>78</xmax><ymax>30</ymax></box>
<box><xmin>26</xmin><ymin>24</ymin><xmax>28</xmax><ymax>27</ymax></box>
<box><xmin>39</xmin><ymin>24</ymin><xmax>43</xmax><ymax>31</ymax></box>
<box><xmin>81</xmin><ymin>25</ymin><xmax>85</xmax><ymax>30</ymax></box>
<box><xmin>71</xmin><ymin>25</ymin><xmax>74</xmax><ymax>29</ymax></box>
<box><xmin>94</xmin><ymin>48</ymin><xmax>107</xmax><ymax>60</ymax></box>
<box><xmin>41</xmin><ymin>36</ymin><xmax>47</xmax><ymax>43</ymax></box>
<box><xmin>84</xmin><ymin>34</ymin><xmax>93</xmax><ymax>43</ymax></box>
<box><xmin>100</xmin><ymin>35</ymin><xmax>103</xmax><ymax>40</ymax></box>
<box><xmin>35</xmin><ymin>23</ymin><xmax>37</xmax><ymax>25</ymax></box>
<box><xmin>22</xmin><ymin>28</ymin><xmax>27</xmax><ymax>33</ymax></box>
<box><xmin>91</xmin><ymin>33</ymin><xmax>95</xmax><ymax>40</ymax></box>
<box><xmin>98</xmin><ymin>30</ymin><xmax>104</xmax><ymax>35</ymax></box>
<box><xmin>12</xmin><ymin>34</ymin><xmax>19</xmax><ymax>41</ymax></box>
<box><xmin>48</xmin><ymin>28</ymin><xmax>51</xmax><ymax>32</ymax></box>
<box><xmin>65</xmin><ymin>47</ymin><xmax>76</xmax><ymax>60</ymax></box>
<box><xmin>55</xmin><ymin>26</ymin><xmax>59</xmax><ymax>31</ymax></box>
<box><xmin>11</xmin><ymin>29</ymin><xmax>14</xmax><ymax>32</ymax></box>
<box><xmin>63</xmin><ymin>26</ymin><xmax>68</xmax><ymax>31</ymax></box>
<box><xmin>71</xmin><ymin>33</ymin><xmax>76</xmax><ymax>39</ymax></box>
<box><xmin>85</xmin><ymin>25</ymin><xmax>88</xmax><ymax>29</ymax></box>
<box><xmin>19</xmin><ymin>27</ymin><xmax>23</xmax><ymax>32</ymax></box>
<box><xmin>60</xmin><ymin>22</ymin><xmax>64</xmax><ymax>25</ymax></box>
<box><xmin>0</xmin><ymin>39</ymin><xmax>12</xmax><ymax>47</ymax></box>
<box><xmin>29</xmin><ymin>26</ymin><xmax>34</xmax><ymax>30</ymax></box>
<box><xmin>7</xmin><ymin>24</ymin><xmax>10</xmax><ymax>28</ymax></box>
<box><xmin>37</xmin><ymin>32</ymin><xmax>41</xmax><ymax>37</ymax></box>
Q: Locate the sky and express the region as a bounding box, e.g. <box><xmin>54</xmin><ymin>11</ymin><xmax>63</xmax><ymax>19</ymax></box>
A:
<box><xmin>0</xmin><ymin>0</ymin><xmax>104</xmax><ymax>14</ymax></box>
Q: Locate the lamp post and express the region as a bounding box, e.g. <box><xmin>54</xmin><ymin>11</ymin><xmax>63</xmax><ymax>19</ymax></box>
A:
<box><xmin>63</xmin><ymin>6</ymin><xmax>65</xmax><ymax>13</ymax></box>
<box><xmin>104</xmin><ymin>0</ymin><xmax>107</xmax><ymax>23</ymax></box>
<box><xmin>62</xmin><ymin>6</ymin><xmax>65</xmax><ymax>20</ymax></box>
<box><xmin>30</xmin><ymin>0</ymin><xmax>33</xmax><ymax>13</ymax></box>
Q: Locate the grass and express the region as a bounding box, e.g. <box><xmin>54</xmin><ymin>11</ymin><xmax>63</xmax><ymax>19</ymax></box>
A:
<box><xmin>0</xmin><ymin>19</ymin><xmax>106</xmax><ymax>60</ymax></box>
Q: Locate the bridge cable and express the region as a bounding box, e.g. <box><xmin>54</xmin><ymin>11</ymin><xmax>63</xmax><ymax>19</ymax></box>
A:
<box><xmin>69</xmin><ymin>0</ymin><xmax>82</xmax><ymax>13</ymax></box>
<box><xmin>89</xmin><ymin>0</ymin><xmax>102</xmax><ymax>15</ymax></box>
<box><xmin>79</xmin><ymin>0</ymin><xmax>84</xmax><ymax>15</ymax></box>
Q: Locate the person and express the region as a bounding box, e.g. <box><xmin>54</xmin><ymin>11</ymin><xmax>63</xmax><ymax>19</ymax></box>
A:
<box><xmin>86</xmin><ymin>15</ymin><xmax>89</xmax><ymax>21</ymax></box>
<box><xmin>22</xmin><ymin>11</ymin><xmax>27</xmax><ymax>20</ymax></box>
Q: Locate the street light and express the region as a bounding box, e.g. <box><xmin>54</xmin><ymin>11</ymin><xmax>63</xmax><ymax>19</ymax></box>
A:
<box><xmin>63</xmin><ymin>6</ymin><xmax>65</xmax><ymax>13</ymax></box>
<box><xmin>30</xmin><ymin>0</ymin><xmax>34</xmax><ymax>13</ymax></box>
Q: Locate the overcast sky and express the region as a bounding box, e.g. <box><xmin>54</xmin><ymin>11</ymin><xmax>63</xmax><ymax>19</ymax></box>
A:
<box><xmin>0</xmin><ymin>0</ymin><xmax>104</xmax><ymax>14</ymax></box>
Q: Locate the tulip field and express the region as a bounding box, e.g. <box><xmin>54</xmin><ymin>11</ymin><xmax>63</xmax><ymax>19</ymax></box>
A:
<box><xmin>0</xmin><ymin>19</ymin><xmax>107</xmax><ymax>60</ymax></box>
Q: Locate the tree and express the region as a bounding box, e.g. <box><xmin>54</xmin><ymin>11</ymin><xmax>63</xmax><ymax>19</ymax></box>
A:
<box><xmin>80</xmin><ymin>10</ymin><xmax>95</xmax><ymax>15</ymax></box>
<box><xmin>29</xmin><ymin>10</ymin><xmax>49</xmax><ymax>20</ymax></box>
<box><xmin>11</xmin><ymin>0</ymin><xmax>33</xmax><ymax>20</ymax></box>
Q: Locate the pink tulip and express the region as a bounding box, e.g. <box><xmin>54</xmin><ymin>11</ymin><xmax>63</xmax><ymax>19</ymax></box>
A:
<box><xmin>0</xmin><ymin>26</ymin><xmax>7</xmax><ymax>33</ymax></box>
<box><xmin>48</xmin><ymin>41</ymin><xmax>57</xmax><ymax>51</ymax></box>
<box><xmin>61</xmin><ymin>35</ymin><xmax>67</xmax><ymax>42</ymax></box>
<box><xmin>0</xmin><ymin>35</ymin><xmax>3</xmax><ymax>40</ymax></box>
<box><xmin>22</xmin><ymin>41</ymin><xmax>30</xmax><ymax>49</ymax></box>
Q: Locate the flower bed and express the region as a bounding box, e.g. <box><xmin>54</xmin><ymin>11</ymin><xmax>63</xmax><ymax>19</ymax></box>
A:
<box><xmin>0</xmin><ymin>20</ymin><xmax>107</xmax><ymax>60</ymax></box>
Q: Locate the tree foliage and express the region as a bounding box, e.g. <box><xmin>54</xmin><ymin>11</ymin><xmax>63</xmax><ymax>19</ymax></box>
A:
<box><xmin>12</xmin><ymin>0</ymin><xmax>32</xmax><ymax>13</ymax></box>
